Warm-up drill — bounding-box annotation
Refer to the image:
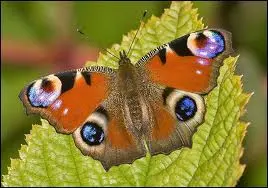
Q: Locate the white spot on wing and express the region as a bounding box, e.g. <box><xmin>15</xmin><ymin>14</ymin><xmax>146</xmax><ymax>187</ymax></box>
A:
<box><xmin>200</xmin><ymin>51</ymin><xmax>208</xmax><ymax>56</ymax></box>
<box><xmin>166</xmin><ymin>45</ymin><xmax>173</xmax><ymax>53</ymax></box>
<box><xmin>197</xmin><ymin>58</ymin><xmax>210</xmax><ymax>66</ymax></box>
<box><xmin>63</xmin><ymin>108</ymin><xmax>69</xmax><ymax>115</ymax></box>
<box><xmin>75</xmin><ymin>72</ymin><xmax>82</xmax><ymax>82</ymax></box>
<box><xmin>51</xmin><ymin>99</ymin><xmax>62</xmax><ymax>110</ymax></box>
<box><xmin>196</xmin><ymin>70</ymin><xmax>202</xmax><ymax>75</ymax></box>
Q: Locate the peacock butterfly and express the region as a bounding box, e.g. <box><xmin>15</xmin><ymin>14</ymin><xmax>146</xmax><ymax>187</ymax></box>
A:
<box><xmin>19</xmin><ymin>13</ymin><xmax>233</xmax><ymax>170</ymax></box>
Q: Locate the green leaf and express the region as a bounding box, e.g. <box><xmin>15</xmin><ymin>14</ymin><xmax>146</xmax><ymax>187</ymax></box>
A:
<box><xmin>3</xmin><ymin>1</ymin><xmax>251</xmax><ymax>186</ymax></box>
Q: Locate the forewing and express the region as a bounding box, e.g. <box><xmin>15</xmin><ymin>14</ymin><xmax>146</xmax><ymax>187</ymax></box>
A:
<box><xmin>136</xmin><ymin>29</ymin><xmax>233</xmax><ymax>94</ymax></box>
<box><xmin>19</xmin><ymin>66</ymin><xmax>114</xmax><ymax>134</ymax></box>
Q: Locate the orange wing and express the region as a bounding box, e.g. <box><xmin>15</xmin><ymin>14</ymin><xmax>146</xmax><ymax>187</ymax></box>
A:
<box><xmin>72</xmin><ymin>105</ymin><xmax>147</xmax><ymax>171</ymax></box>
<box><xmin>107</xmin><ymin>117</ymin><xmax>136</xmax><ymax>149</ymax></box>
<box><xmin>137</xmin><ymin>29</ymin><xmax>233</xmax><ymax>94</ymax></box>
<box><xmin>19</xmin><ymin>66</ymin><xmax>114</xmax><ymax>134</ymax></box>
<box><xmin>147</xmin><ymin>54</ymin><xmax>214</xmax><ymax>93</ymax></box>
<box><xmin>145</xmin><ymin>86</ymin><xmax>205</xmax><ymax>155</ymax></box>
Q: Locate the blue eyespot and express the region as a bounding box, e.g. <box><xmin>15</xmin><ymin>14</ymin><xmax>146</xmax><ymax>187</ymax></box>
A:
<box><xmin>188</xmin><ymin>30</ymin><xmax>225</xmax><ymax>59</ymax></box>
<box><xmin>175</xmin><ymin>96</ymin><xmax>197</xmax><ymax>121</ymax></box>
<box><xmin>27</xmin><ymin>80</ymin><xmax>60</xmax><ymax>107</ymax></box>
<box><xmin>81</xmin><ymin>122</ymin><xmax>104</xmax><ymax>145</ymax></box>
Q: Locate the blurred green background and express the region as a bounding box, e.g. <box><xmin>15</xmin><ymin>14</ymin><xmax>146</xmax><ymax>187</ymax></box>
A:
<box><xmin>1</xmin><ymin>1</ymin><xmax>267</xmax><ymax>186</ymax></box>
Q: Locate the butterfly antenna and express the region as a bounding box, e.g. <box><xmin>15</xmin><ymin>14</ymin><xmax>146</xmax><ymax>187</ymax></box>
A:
<box><xmin>77</xmin><ymin>28</ymin><xmax>120</xmax><ymax>60</ymax></box>
<box><xmin>126</xmin><ymin>10</ymin><xmax>147</xmax><ymax>56</ymax></box>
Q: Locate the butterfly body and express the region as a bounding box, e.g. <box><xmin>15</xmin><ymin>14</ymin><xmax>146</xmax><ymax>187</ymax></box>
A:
<box><xmin>20</xmin><ymin>29</ymin><xmax>233</xmax><ymax>170</ymax></box>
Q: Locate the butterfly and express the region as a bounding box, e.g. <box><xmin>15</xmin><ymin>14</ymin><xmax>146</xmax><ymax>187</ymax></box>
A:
<box><xmin>19</xmin><ymin>28</ymin><xmax>233</xmax><ymax>171</ymax></box>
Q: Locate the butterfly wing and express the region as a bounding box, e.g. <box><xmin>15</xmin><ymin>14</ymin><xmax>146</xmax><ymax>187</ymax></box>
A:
<box><xmin>136</xmin><ymin>29</ymin><xmax>233</xmax><ymax>94</ymax></box>
<box><xmin>20</xmin><ymin>65</ymin><xmax>147</xmax><ymax>171</ymax></box>
<box><xmin>19</xmin><ymin>66</ymin><xmax>114</xmax><ymax>134</ymax></box>
<box><xmin>19</xmin><ymin>28</ymin><xmax>234</xmax><ymax>170</ymax></box>
<box><xmin>72</xmin><ymin>102</ymin><xmax>147</xmax><ymax>171</ymax></box>
<box><xmin>137</xmin><ymin>29</ymin><xmax>233</xmax><ymax>155</ymax></box>
<box><xmin>145</xmin><ymin>84</ymin><xmax>205</xmax><ymax>155</ymax></box>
